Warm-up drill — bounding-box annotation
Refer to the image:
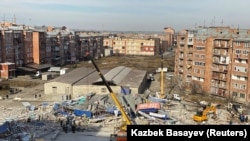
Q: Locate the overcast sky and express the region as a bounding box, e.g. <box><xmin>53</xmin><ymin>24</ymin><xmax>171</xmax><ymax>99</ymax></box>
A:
<box><xmin>1</xmin><ymin>0</ymin><xmax>250</xmax><ymax>32</ymax></box>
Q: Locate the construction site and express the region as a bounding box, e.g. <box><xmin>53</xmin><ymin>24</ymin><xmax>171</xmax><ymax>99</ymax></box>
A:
<box><xmin>0</xmin><ymin>54</ymin><xmax>249</xmax><ymax>141</ymax></box>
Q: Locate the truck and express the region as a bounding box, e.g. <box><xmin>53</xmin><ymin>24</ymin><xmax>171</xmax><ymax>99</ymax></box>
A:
<box><xmin>87</xmin><ymin>54</ymin><xmax>132</xmax><ymax>141</ymax></box>
<box><xmin>31</xmin><ymin>71</ymin><xmax>41</xmax><ymax>79</ymax></box>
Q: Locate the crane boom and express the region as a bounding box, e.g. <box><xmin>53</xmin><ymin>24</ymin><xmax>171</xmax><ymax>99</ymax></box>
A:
<box><xmin>87</xmin><ymin>55</ymin><xmax>132</xmax><ymax>132</ymax></box>
<box><xmin>160</xmin><ymin>51</ymin><xmax>164</xmax><ymax>98</ymax></box>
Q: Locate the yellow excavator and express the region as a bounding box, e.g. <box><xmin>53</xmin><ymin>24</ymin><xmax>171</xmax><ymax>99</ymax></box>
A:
<box><xmin>87</xmin><ymin>54</ymin><xmax>132</xmax><ymax>141</ymax></box>
<box><xmin>193</xmin><ymin>105</ymin><xmax>217</xmax><ymax>122</ymax></box>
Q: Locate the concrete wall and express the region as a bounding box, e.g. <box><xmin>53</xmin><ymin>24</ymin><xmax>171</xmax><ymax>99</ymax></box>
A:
<box><xmin>44</xmin><ymin>82</ymin><xmax>72</xmax><ymax>95</ymax></box>
<box><xmin>72</xmin><ymin>85</ymin><xmax>139</xmax><ymax>99</ymax></box>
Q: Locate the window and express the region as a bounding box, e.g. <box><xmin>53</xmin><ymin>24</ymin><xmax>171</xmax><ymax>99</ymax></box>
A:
<box><xmin>235</xmin><ymin>50</ymin><xmax>241</xmax><ymax>54</ymax></box>
<box><xmin>194</xmin><ymin>61</ymin><xmax>205</xmax><ymax>66</ymax></box>
<box><xmin>232</xmin><ymin>92</ymin><xmax>237</xmax><ymax>97</ymax></box>
<box><xmin>233</xmin><ymin>83</ymin><xmax>237</xmax><ymax>88</ymax></box>
<box><xmin>240</xmin><ymin>84</ymin><xmax>246</xmax><ymax>90</ymax></box>
<box><xmin>194</xmin><ymin>54</ymin><xmax>199</xmax><ymax>58</ymax></box>
<box><xmin>236</xmin><ymin>42</ymin><xmax>241</xmax><ymax>46</ymax></box>
<box><xmin>101</xmin><ymin>87</ymin><xmax>107</xmax><ymax>93</ymax></box>
<box><xmin>234</xmin><ymin>66</ymin><xmax>246</xmax><ymax>72</ymax></box>
<box><xmin>196</xmin><ymin>46</ymin><xmax>205</xmax><ymax>50</ymax></box>
<box><xmin>200</xmin><ymin>55</ymin><xmax>205</xmax><ymax>59</ymax></box>
<box><xmin>244</xmin><ymin>42</ymin><xmax>250</xmax><ymax>48</ymax></box>
<box><xmin>240</xmin><ymin>93</ymin><xmax>245</xmax><ymax>98</ymax></box>
<box><xmin>242</xmin><ymin>50</ymin><xmax>249</xmax><ymax>55</ymax></box>
<box><xmin>200</xmin><ymin>69</ymin><xmax>205</xmax><ymax>74</ymax></box>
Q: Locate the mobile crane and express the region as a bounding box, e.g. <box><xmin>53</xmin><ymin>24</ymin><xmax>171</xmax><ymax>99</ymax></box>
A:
<box><xmin>86</xmin><ymin>54</ymin><xmax>132</xmax><ymax>141</ymax></box>
<box><xmin>193</xmin><ymin>105</ymin><xmax>217</xmax><ymax>122</ymax></box>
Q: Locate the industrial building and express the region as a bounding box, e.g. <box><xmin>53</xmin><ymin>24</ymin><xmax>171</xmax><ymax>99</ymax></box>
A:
<box><xmin>44</xmin><ymin>66</ymin><xmax>148</xmax><ymax>101</ymax></box>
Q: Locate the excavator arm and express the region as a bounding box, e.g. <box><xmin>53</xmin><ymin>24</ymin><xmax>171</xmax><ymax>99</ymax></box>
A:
<box><xmin>87</xmin><ymin>55</ymin><xmax>132</xmax><ymax>132</ymax></box>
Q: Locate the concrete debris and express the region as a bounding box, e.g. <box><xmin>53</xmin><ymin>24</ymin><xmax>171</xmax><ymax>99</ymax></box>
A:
<box><xmin>0</xmin><ymin>91</ymin><xmax>249</xmax><ymax>141</ymax></box>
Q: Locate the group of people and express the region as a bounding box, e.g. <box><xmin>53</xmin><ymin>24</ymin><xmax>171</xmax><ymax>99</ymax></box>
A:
<box><xmin>239</xmin><ymin>114</ymin><xmax>248</xmax><ymax>123</ymax></box>
<box><xmin>60</xmin><ymin>115</ymin><xmax>76</xmax><ymax>133</ymax></box>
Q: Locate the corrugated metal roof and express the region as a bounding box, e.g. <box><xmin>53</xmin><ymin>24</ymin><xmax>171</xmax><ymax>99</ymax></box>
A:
<box><xmin>94</xmin><ymin>66</ymin><xmax>131</xmax><ymax>85</ymax></box>
<box><xmin>119</xmin><ymin>69</ymin><xmax>147</xmax><ymax>88</ymax></box>
<box><xmin>74</xmin><ymin>69</ymin><xmax>109</xmax><ymax>85</ymax></box>
<box><xmin>47</xmin><ymin>66</ymin><xmax>147</xmax><ymax>88</ymax></box>
<box><xmin>50</xmin><ymin>67</ymin><xmax>95</xmax><ymax>84</ymax></box>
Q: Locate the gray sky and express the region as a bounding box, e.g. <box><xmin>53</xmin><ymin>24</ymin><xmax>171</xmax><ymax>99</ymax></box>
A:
<box><xmin>1</xmin><ymin>0</ymin><xmax>249</xmax><ymax>32</ymax></box>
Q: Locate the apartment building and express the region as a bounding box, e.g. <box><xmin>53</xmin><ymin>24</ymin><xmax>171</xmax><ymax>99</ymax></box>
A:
<box><xmin>103</xmin><ymin>36</ymin><xmax>156</xmax><ymax>56</ymax></box>
<box><xmin>46</xmin><ymin>27</ymin><xmax>76</xmax><ymax>66</ymax></box>
<box><xmin>75</xmin><ymin>31</ymin><xmax>104</xmax><ymax>60</ymax></box>
<box><xmin>175</xmin><ymin>26</ymin><xmax>250</xmax><ymax>104</ymax></box>
<box><xmin>0</xmin><ymin>23</ymin><xmax>106</xmax><ymax>78</ymax></box>
<box><xmin>164</xmin><ymin>27</ymin><xmax>175</xmax><ymax>47</ymax></box>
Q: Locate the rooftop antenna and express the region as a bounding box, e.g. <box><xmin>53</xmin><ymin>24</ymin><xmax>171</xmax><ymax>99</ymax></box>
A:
<box><xmin>214</xmin><ymin>16</ymin><xmax>216</xmax><ymax>26</ymax></box>
<box><xmin>203</xmin><ymin>20</ymin><xmax>205</xmax><ymax>28</ymax></box>
<box><xmin>102</xmin><ymin>24</ymin><xmax>104</xmax><ymax>36</ymax></box>
<box><xmin>221</xmin><ymin>19</ymin><xmax>223</xmax><ymax>26</ymax></box>
<box><xmin>13</xmin><ymin>14</ymin><xmax>16</xmax><ymax>24</ymax></box>
<box><xmin>3</xmin><ymin>14</ymin><xmax>5</xmax><ymax>22</ymax></box>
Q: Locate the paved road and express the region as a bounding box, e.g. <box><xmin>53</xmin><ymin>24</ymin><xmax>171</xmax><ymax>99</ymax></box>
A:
<box><xmin>55</xmin><ymin>132</ymin><xmax>110</xmax><ymax>141</ymax></box>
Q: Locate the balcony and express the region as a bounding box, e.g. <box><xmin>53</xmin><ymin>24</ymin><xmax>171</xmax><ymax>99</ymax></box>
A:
<box><xmin>212</xmin><ymin>67</ymin><xmax>228</xmax><ymax>73</ymax></box>
<box><xmin>212</xmin><ymin>84</ymin><xmax>227</xmax><ymax>89</ymax></box>
<box><xmin>212</xmin><ymin>75</ymin><xmax>227</xmax><ymax>81</ymax></box>
<box><xmin>53</xmin><ymin>56</ymin><xmax>61</xmax><ymax>60</ymax></box>
<box><xmin>180</xmin><ymin>41</ymin><xmax>185</xmax><ymax>45</ymax></box>
<box><xmin>235</xmin><ymin>54</ymin><xmax>249</xmax><ymax>59</ymax></box>
<box><xmin>213</xmin><ymin>59</ymin><xmax>229</xmax><ymax>65</ymax></box>
<box><xmin>213</xmin><ymin>51</ymin><xmax>228</xmax><ymax>57</ymax></box>
<box><xmin>214</xmin><ymin>43</ymin><xmax>231</xmax><ymax>48</ymax></box>
<box><xmin>210</xmin><ymin>89</ymin><xmax>227</xmax><ymax>97</ymax></box>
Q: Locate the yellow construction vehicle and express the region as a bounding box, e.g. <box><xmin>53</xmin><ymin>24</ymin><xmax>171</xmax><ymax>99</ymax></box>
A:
<box><xmin>193</xmin><ymin>106</ymin><xmax>217</xmax><ymax>122</ymax></box>
<box><xmin>87</xmin><ymin>54</ymin><xmax>132</xmax><ymax>141</ymax></box>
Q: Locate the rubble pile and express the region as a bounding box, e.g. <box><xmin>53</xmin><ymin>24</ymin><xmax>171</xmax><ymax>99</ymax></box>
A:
<box><xmin>0</xmin><ymin>91</ymin><xmax>249</xmax><ymax>141</ymax></box>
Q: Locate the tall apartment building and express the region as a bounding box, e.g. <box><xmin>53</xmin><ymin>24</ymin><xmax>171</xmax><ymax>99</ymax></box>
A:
<box><xmin>104</xmin><ymin>36</ymin><xmax>156</xmax><ymax>56</ymax></box>
<box><xmin>164</xmin><ymin>27</ymin><xmax>175</xmax><ymax>47</ymax></box>
<box><xmin>75</xmin><ymin>31</ymin><xmax>104</xmax><ymax>60</ymax></box>
<box><xmin>46</xmin><ymin>27</ymin><xmax>76</xmax><ymax>66</ymax></box>
<box><xmin>175</xmin><ymin>26</ymin><xmax>250</xmax><ymax>104</ymax></box>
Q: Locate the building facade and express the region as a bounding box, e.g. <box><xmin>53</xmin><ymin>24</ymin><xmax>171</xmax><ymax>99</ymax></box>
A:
<box><xmin>175</xmin><ymin>26</ymin><xmax>250</xmax><ymax>104</ymax></box>
<box><xmin>44</xmin><ymin>66</ymin><xmax>148</xmax><ymax>101</ymax></box>
<box><xmin>0</xmin><ymin>23</ymin><xmax>105</xmax><ymax>78</ymax></box>
<box><xmin>164</xmin><ymin>27</ymin><xmax>175</xmax><ymax>48</ymax></box>
<box><xmin>103</xmin><ymin>36</ymin><xmax>156</xmax><ymax>56</ymax></box>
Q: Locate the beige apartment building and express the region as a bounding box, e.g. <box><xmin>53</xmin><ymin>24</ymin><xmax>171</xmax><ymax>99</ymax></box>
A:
<box><xmin>175</xmin><ymin>26</ymin><xmax>250</xmax><ymax>104</ymax></box>
<box><xmin>104</xmin><ymin>36</ymin><xmax>156</xmax><ymax>56</ymax></box>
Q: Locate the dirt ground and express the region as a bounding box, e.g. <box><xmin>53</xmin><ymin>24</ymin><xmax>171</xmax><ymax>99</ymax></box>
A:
<box><xmin>66</xmin><ymin>53</ymin><xmax>175</xmax><ymax>73</ymax></box>
<box><xmin>0</xmin><ymin>53</ymin><xmax>175</xmax><ymax>98</ymax></box>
